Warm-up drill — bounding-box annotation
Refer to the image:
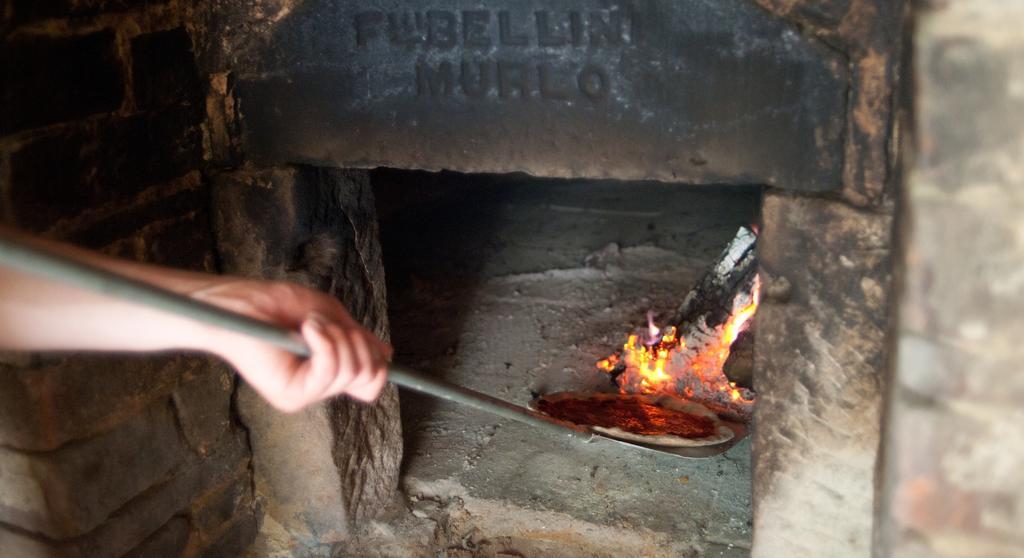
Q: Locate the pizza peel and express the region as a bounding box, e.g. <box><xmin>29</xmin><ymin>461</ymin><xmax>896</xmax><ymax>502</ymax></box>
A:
<box><xmin>0</xmin><ymin>232</ymin><xmax>747</xmax><ymax>460</ymax></box>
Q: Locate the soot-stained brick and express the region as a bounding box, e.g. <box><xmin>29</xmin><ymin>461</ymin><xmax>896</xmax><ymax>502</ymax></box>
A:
<box><xmin>69</xmin><ymin>184</ymin><xmax>207</xmax><ymax>248</ymax></box>
<box><xmin>8</xmin><ymin>129</ymin><xmax>97</xmax><ymax>230</ymax></box>
<box><xmin>0</xmin><ymin>354</ymin><xmax>188</xmax><ymax>452</ymax></box>
<box><xmin>99</xmin><ymin>104</ymin><xmax>204</xmax><ymax>189</ymax></box>
<box><xmin>9</xmin><ymin>105</ymin><xmax>204</xmax><ymax>230</ymax></box>
<box><xmin>9</xmin><ymin>0</ymin><xmax>156</xmax><ymax>27</ymax></box>
<box><xmin>132</xmin><ymin>207</ymin><xmax>216</xmax><ymax>271</ymax></box>
<box><xmin>190</xmin><ymin>470</ymin><xmax>252</xmax><ymax>536</ymax></box>
<box><xmin>172</xmin><ymin>362</ymin><xmax>233</xmax><ymax>456</ymax></box>
<box><xmin>0</xmin><ymin>31</ymin><xmax>123</xmax><ymax>135</ymax></box>
<box><xmin>0</xmin><ymin>400</ymin><xmax>187</xmax><ymax>538</ymax></box>
<box><xmin>198</xmin><ymin>514</ymin><xmax>258</xmax><ymax>558</ymax></box>
<box><xmin>131</xmin><ymin>27</ymin><xmax>203</xmax><ymax>111</ymax></box>
<box><xmin>0</xmin><ymin>431</ymin><xmax>250</xmax><ymax>556</ymax></box>
<box><xmin>122</xmin><ymin>517</ymin><xmax>191</xmax><ymax>558</ymax></box>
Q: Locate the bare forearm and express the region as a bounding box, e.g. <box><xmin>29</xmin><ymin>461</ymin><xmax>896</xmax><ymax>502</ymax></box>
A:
<box><xmin>0</xmin><ymin>227</ymin><xmax>392</xmax><ymax>410</ymax></box>
<box><xmin>0</xmin><ymin>229</ymin><xmax>223</xmax><ymax>353</ymax></box>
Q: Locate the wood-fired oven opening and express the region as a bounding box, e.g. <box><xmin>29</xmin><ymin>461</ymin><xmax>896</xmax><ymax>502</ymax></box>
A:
<box><xmin>12</xmin><ymin>0</ymin><xmax>996</xmax><ymax>554</ymax></box>
<box><xmin>366</xmin><ymin>167</ymin><xmax>762</xmax><ymax>555</ymax></box>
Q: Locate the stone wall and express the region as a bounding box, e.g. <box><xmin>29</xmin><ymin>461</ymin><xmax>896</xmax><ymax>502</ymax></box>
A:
<box><xmin>210</xmin><ymin>166</ymin><xmax>401</xmax><ymax>555</ymax></box>
<box><xmin>1</xmin><ymin>1</ymin><xmax>405</xmax><ymax>555</ymax></box>
<box><xmin>749</xmin><ymin>1</ymin><xmax>908</xmax><ymax>556</ymax></box>
<box><xmin>0</xmin><ymin>2</ymin><xmax>256</xmax><ymax>555</ymax></box>
<box><xmin>879</xmin><ymin>2</ymin><xmax>1024</xmax><ymax>556</ymax></box>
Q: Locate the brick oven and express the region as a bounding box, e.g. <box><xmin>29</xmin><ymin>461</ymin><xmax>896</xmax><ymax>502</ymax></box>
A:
<box><xmin>2</xmin><ymin>0</ymin><xmax>1021</xmax><ymax>557</ymax></box>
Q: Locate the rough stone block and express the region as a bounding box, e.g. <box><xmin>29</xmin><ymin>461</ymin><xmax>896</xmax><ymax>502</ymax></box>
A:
<box><xmin>881</xmin><ymin>3</ymin><xmax>1024</xmax><ymax>556</ymax></box>
<box><xmin>72</xmin><ymin>431</ymin><xmax>249</xmax><ymax>557</ymax></box>
<box><xmin>0</xmin><ymin>354</ymin><xmax>189</xmax><ymax>451</ymax></box>
<box><xmin>888</xmin><ymin>402</ymin><xmax>1024</xmax><ymax>541</ymax></box>
<box><xmin>122</xmin><ymin>516</ymin><xmax>191</xmax><ymax>558</ymax></box>
<box><xmin>198</xmin><ymin>513</ymin><xmax>258</xmax><ymax>558</ymax></box>
<box><xmin>203</xmin><ymin>72</ymin><xmax>240</xmax><ymax>166</ymax></box>
<box><xmin>0</xmin><ymin>31</ymin><xmax>123</xmax><ymax>135</ymax></box>
<box><xmin>212</xmin><ymin>167</ymin><xmax>391</xmax><ymax>339</ymax></box>
<box><xmin>0</xmin><ymin>430</ymin><xmax>250</xmax><ymax>557</ymax></box>
<box><xmin>900</xmin><ymin>198</ymin><xmax>1024</xmax><ymax>355</ymax></box>
<box><xmin>752</xmin><ymin>193</ymin><xmax>893</xmax><ymax>558</ymax></box>
<box><xmin>0</xmin><ymin>525</ymin><xmax>58</xmax><ymax>558</ymax></box>
<box><xmin>131</xmin><ymin>27</ymin><xmax>203</xmax><ymax>111</ymax></box>
<box><xmin>171</xmin><ymin>360</ymin><xmax>234</xmax><ymax>457</ymax></box>
<box><xmin>237</xmin><ymin>385</ymin><xmax>348</xmax><ymax>547</ymax></box>
<box><xmin>211</xmin><ymin>166</ymin><xmax>401</xmax><ymax>550</ymax></box>
<box><xmin>9</xmin><ymin>105</ymin><xmax>203</xmax><ymax>231</ymax></box>
<box><xmin>315</xmin><ymin>167</ymin><xmax>391</xmax><ymax>341</ymax></box>
<box><xmin>896</xmin><ymin>333</ymin><xmax>1024</xmax><ymax>408</ymax></box>
<box><xmin>189</xmin><ymin>467</ymin><xmax>252</xmax><ymax>539</ymax></box>
<box><xmin>329</xmin><ymin>386</ymin><xmax>402</xmax><ymax>524</ymax></box>
<box><xmin>0</xmin><ymin>399</ymin><xmax>186</xmax><ymax>539</ymax></box>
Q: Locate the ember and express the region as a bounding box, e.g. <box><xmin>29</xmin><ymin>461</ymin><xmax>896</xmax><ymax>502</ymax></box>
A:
<box><xmin>597</xmin><ymin>227</ymin><xmax>759</xmax><ymax>421</ymax></box>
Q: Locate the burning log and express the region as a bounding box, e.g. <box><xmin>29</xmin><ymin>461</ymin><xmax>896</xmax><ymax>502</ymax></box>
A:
<box><xmin>668</xmin><ymin>227</ymin><xmax>757</xmax><ymax>334</ymax></box>
<box><xmin>597</xmin><ymin>226</ymin><xmax>759</xmax><ymax>423</ymax></box>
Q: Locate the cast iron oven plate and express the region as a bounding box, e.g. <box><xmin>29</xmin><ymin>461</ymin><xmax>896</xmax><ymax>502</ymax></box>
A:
<box><xmin>226</xmin><ymin>0</ymin><xmax>848</xmax><ymax>191</ymax></box>
<box><xmin>529</xmin><ymin>393</ymin><xmax>748</xmax><ymax>460</ymax></box>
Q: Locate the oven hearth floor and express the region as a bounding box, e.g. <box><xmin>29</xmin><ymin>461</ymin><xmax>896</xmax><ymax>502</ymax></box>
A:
<box><xmin>340</xmin><ymin>174</ymin><xmax>759</xmax><ymax>557</ymax></box>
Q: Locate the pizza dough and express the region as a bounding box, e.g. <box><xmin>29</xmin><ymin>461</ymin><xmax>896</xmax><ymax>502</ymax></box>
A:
<box><xmin>534</xmin><ymin>391</ymin><xmax>735</xmax><ymax>448</ymax></box>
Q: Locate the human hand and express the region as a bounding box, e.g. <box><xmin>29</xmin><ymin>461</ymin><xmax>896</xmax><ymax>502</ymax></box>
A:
<box><xmin>190</xmin><ymin>279</ymin><xmax>392</xmax><ymax>412</ymax></box>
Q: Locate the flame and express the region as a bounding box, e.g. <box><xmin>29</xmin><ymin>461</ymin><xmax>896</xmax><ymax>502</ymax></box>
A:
<box><xmin>597</xmin><ymin>275</ymin><xmax>760</xmax><ymax>413</ymax></box>
<box><xmin>723</xmin><ymin>275</ymin><xmax>760</xmax><ymax>347</ymax></box>
<box><xmin>644</xmin><ymin>311</ymin><xmax>661</xmax><ymax>345</ymax></box>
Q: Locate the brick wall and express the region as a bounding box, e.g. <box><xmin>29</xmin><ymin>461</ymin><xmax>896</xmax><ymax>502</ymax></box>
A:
<box><xmin>0</xmin><ymin>2</ymin><xmax>256</xmax><ymax>556</ymax></box>
<box><xmin>879</xmin><ymin>2</ymin><xmax>1024</xmax><ymax>556</ymax></box>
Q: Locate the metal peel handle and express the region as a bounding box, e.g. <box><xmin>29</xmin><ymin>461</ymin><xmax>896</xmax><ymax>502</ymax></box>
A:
<box><xmin>0</xmin><ymin>232</ymin><xmax>590</xmax><ymax>442</ymax></box>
